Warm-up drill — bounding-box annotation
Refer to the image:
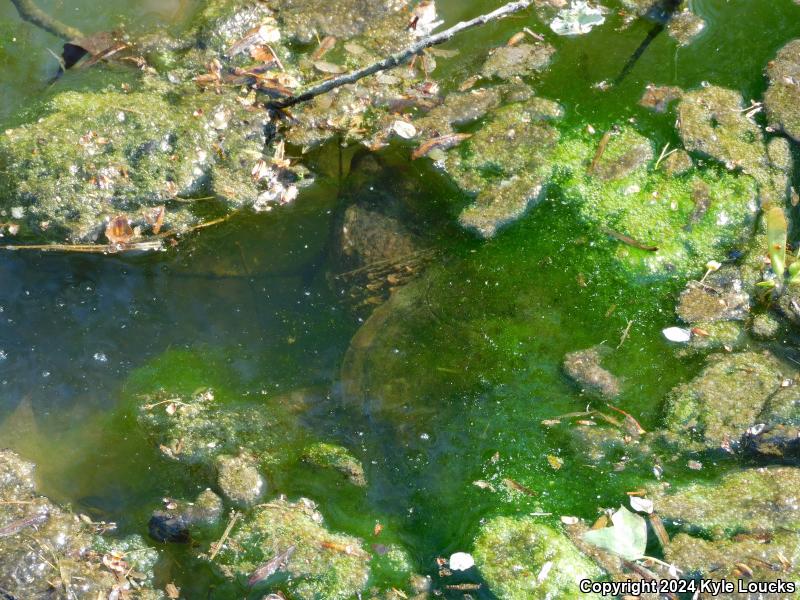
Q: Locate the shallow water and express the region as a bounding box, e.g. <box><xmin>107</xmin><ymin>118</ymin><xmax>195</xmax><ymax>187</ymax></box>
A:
<box><xmin>1</xmin><ymin>0</ymin><xmax>800</xmax><ymax>597</ymax></box>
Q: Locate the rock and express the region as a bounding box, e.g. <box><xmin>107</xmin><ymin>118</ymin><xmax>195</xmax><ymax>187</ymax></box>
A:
<box><xmin>443</xmin><ymin>99</ymin><xmax>563</xmax><ymax>238</ymax></box>
<box><xmin>562</xmin><ymin>346</ymin><xmax>620</xmax><ymax>399</ymax></box>
<box><xmin>212</xmin><ymin>497</ymin><xmax>370</xmax><ymax>599</ymax></box>
<box><xmin>665</xmin><ymin>531</ymin><xmax>800</xmax><ymax>599</ymax></box>
<box><xmin>216</xmin><ymin>453</ymin><xmax>267</xmax><ymax>507</ymax></box>
<box><xmin>415</xmin><ymin>87</ymin><xmax>502</xmax><ymax>136</ymax></box>
<box><xmin>650</xmin><ymin>467</ymin><xmax>800</xmax><ymax>538</ymax></box>
<box><xmin>149</xmin><ymin>489</ymin><xmax>223</xmax><ymax>543</ymax></box>
<box><xmin>666</xmin><ymin>9</ymin><xmax>706</xmax><ymax>46</ymax></box>
<box><xmin>677</xmin><ymin>85</ymin><xmax>790</xmax><ymax>205</ymax></box>
<box><xmin>681</xmin><ymin>320</ymin><xmax>744</xmax><ymax>354</ymax></box>
<box><xmin>134</xmin><ymin>360</ymin><xmax>311</xmax><ymax>468</ymax></box>
<box><xmin>751</xmin><ymin>313</ymin><xmax>781</xmax><ymax>340</ymax></box>
<box><xmin>303</xmin><ymin>442</ymin><xmax>367</xmax><ymax>486</ymax></box>
<box><xmin>589</xmin><ymin>128</ymin><xmax>654</xmax><ymax>181</ymax></box>
<box><xmin>660</xmin><ymin>149</ymin><xmax>693</xmax><ymax>176</ymax></box>
<box><xmin>269</xmin><ymin>0</ymin><xmax>412</xmax><ymax>49</ymax></box>
<box><xmin>664</xmin><ymin>352</ymin><xmax>785</xmax><ymax>450</ymax></box>
<box><xmin>744</xmin><ymin>384</ymin><xmax>800</xmax><ymax>460</ymax></box>
<box><xmin>480</xmin><ymin>43</ymin><xmax>556</xmax><ymax>80</ymax></box>
<box><xmin>676</xmin><ymin>267</ymin><xmax>750</xmax><ymax>323</ymax></box>
<box><xmin>339</xmin><ymin>205</ymin><xmax>421</xmax><ymax>269</ymax></box>
<box><xmin>639</xmin><ymin>84</ymin><xmax>683</xmax><ymax>113</ymax></box>
<box><xmin>765</xmin><ymin>39</ymin><xmax>800</xmax><ymax>142</ymax></box>
<box><xmin>473</xmin><ymin>516</ymin><xmax>603</xmax><ymax>599</ymax></box>
<box><xmin>0</xmin><ymin>449</ymin><xmax>163</xmax><ymax>599</ymax></box>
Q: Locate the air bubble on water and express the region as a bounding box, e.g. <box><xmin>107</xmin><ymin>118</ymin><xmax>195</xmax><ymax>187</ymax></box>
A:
<box><xmin>93</xmin><ymin>352</ymin><xmax>108</xmax><ymax>363</ymax></box>
<box><xmin>0</xmin><ymin>350</ymin><xmax>7</xmax><ymax>361</ymax></box>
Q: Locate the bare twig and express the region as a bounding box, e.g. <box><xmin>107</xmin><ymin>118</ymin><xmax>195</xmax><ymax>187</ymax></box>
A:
<box><xmin>8</xmin><ymin>0</ymin><xmax>83</xmax><ymax>41</ymax></box>
<box><xmin>209</xmin><ymin>511</ymin><xmax>239</xmax><ymax>561</ymax></box>
<box><xmin>268</xmin><ymin>0</ymin><xmax>533</xmax><ymax>109</ymax></box>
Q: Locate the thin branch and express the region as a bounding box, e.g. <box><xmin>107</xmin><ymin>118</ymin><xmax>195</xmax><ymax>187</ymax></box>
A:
<box><xmin>268</xmin><ymin>0</ymin><xmax>533</xmax><ymax>109</ymax></box>
<box><xmin>8</xmin><ymin>0</ymin><xmax>83</xmax><ymax>41</ymax></box>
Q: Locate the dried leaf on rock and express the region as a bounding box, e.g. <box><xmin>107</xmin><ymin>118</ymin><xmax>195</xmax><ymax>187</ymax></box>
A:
<box><xmin>105</xmin><ymin>216</ymin><xmax>133</xmax><ymax>245</ymax></box>
<box><xmin>582</xmin><ymin>506</ymin><xmax>647</xmax><ymax>561</ymax></box>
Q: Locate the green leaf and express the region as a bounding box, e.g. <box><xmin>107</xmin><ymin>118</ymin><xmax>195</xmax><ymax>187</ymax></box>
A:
<box><xmin>581</xmin><ymin>506</ymin><xmax>647</xmax><ymax>561</ymax></box>
<box><xmin>766</xmin><ymin>207</ymin><xmax>788</xmax><ymax>279</ymax></box>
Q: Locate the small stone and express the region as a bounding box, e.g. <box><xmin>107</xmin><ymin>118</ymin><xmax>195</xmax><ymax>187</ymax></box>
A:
<box><xmin>751</xmin><ymin>313</ymin><xmax>780</xmax><ymax>340</ymax></box>
<box><xmin>216</xmin><ymin>453</ymin><xmax>266</xmax><ymax>507</ymax></box>
<box><xmin>562</xmin><ymin>346</ymin><xmax>620</xmax><ymax>399</ymax></box>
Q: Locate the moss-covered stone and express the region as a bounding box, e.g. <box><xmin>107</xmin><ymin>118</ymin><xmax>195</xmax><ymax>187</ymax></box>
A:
<box><xmin>665</xmin><ymin>531</ymin><xmax>800</xmax><ymax>599</ymax></box>
<box><xmin>590</xmin><ymin>128</ymin><xmax>654</xmax><ymax>182</ymax></box>
<box><xmin>765</xmin><ymin>39</ymin><xmax>800</xmax><ymax>142</ymax></box>
<box><xmin>664</xmin><ymin>352</ymin><xmax>785</xmax><ymax>450</ymax></box>
<box><xmin>443</xmin><ymin>99</ymin><xmax>563</xmax><ymax>238</ymax></box>
<box><xmin>473</xmin><ymin>516</ymin><xmax>603</xmax><ymax>599</ymax></box>
<box><xmin>676</xmin><ymin>267</ymin><xmax>750</xmax><ymax>323</ymax></box>
<box><xmin>562</xmin><ymin>346</ymin><xmax>620</xmax><ymax>399</ymax></box>
<box><xmin>650</xmin><ymin>467</ymin><xmax>800</xmax><ymax>538</ymax></box>
<box><xmin>745</xmin><ymin>384</ymin><xmax>800</xmax><ymax>460</ymax></box>
<box><xmin>213</xmin><ymin>497</ymin><xmax>370</xmax><ymax>599</ymax></box>
<box><xmin>677</xmin><ymin>85</ymin><xmax>790</xmax><ymax>206</ymax></box>
<box><xmin>303</xmin><ymin>442</ymin><xmax>367</xmax><ymax>486</ymax></box>
<box><xmin>751</xmin><ymin>312</ymin><xmax>781</xmax><ymax>340</ymax></box>
<box><xmin>0</xmin><ymin>449</ymin><xmax>163</xmax><ymax>599</ymax></box>
<box><xmin>216</xmin><ymin>452</ymin><xmax>267</xmax><ymax>507</ymax></box>
<box><xmin>681</xmin><ymin>320</ymin><xmax>745</xmax><ymax>354</ymax></box>
<box><xmin>480</xmin><ymin>43</ymin><xmax>556</xmax><ymax>80</ymax></box>
<box><xmin>667</xmin><ymin>9</ymin><xmax>706</xmax><ymax>46</ymax></box>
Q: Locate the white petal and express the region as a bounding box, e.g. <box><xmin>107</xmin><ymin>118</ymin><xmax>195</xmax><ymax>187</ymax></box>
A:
<box><xmin>449</xmin><ymin>552</ymin><xmax>475</xmax><ymax>571</ymax></box>
<box><xmin>662</xmin><ymin>327</ymin><xmax>691</xmax><ymax>343</ymax></box>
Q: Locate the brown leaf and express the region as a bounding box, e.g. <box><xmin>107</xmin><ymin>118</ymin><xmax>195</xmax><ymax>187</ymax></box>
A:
<box><xmin>105</xmin><ymin>216</ymin><xmax>133</xmax><ymax>245</ymax></box>
<box><xmin>250</xmin><ymin>45</ymin><xmax>279</xmax><ymax>65</ymax></box>
<box><xmin>312</xmin><ymin>36</ymin><xmax>337</xmax><ymax>61</ymax></box>
<box><xmin>165</xmin><ymin>583</ymin><xmax>180</xmax><ymax>599</ymax></box>
<box><xmin>313</xmin><ymin>61</ymin><xmax>346</xmax><ymax>74</ymax></box>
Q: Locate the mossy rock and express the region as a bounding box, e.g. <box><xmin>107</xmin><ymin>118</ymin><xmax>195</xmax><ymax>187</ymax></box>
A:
<box><xmin>664</xmin><ymin>352</ymin><xmax>785</xmax><ymax>450</ymax></box>
<box><xmin>0</xmin><ymin>449</ymin><xmax>164</xmax><ymax>599</ymax></box>
<box><xmin>473</xmin><ymin>516</ymin><xmax>603</xmax><ymax>599</ymax></box>
<box><xmin>0</xmin><ymin>81</ymin><xmax>271</xmax><ymax>242</ymax></box>
<box><xmin>303</xmin><ymin>442</ymin><xmax>367</xmax><ymax>486</ymax></box>
<box><xmin>213</xmin><ymin>497</ymin><xmax>370</xmax><ymax>599</ymax></box>
<box><xmin>765</xmin><ymin>39</ymin><xmax>800</xmax><ymax>143</ymax></box>
<box><xmin>650</xmin><ymin>467</ymin><xmax>800</xmax><ymax>538</ymax></box>
<box><xmin>665</xmin><ymin>531</ymin><xmax>800</xmax><ymax>599</ymax></box>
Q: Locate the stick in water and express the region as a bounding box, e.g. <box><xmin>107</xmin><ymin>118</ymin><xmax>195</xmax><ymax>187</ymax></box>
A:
<box><xmin>269</xmin><ymin>0</ymin><xmax>534</xmax><ymax>109</ymax></box>
<box><xmin>8</xmin><ymin>0</ymin><xmax>83</xmax><ymax>41</ymax></box>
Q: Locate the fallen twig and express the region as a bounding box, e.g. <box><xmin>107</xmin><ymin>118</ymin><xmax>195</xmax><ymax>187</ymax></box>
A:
<box><xmin>209</xmin><ymin>511</ymin><xmax>239</xmax><ymax>561</ymax></box>
<box><xmin>600</xmin><ymin>226</ymin><xmax>659</xmax><ymax>252</ymax></box>
<box><xmin>268</xmin><ymin>0</ymin><xmax>533</xmax><ymax>109</ymax></box>
<box><xmin>9</xmin><ymin>0</ymin><xmax>83</xmax><ymax>41</ymax></box>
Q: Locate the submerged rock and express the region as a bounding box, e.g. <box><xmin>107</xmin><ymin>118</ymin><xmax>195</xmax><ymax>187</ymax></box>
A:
<box><xmin>212</xmin><ymin>497</ymin><xmax>370</xmax><ymax>599</ymax></box>
<box><xmin>765</xmin><ymin>39</ymin><xmax>800</xmax><ymax>142</ymax></box>
<box><xmin>650</xmin><ymin>467</ymin><xmax>800</xmax><ymax>538</ymax></box>
<box><xmin>664</xmin><ymin>352</ymin><xmax>785</xmax><ymax>451</ymax></box>
<box><xmin>676</xmin><ymin>267</ymin><xmax>750</xmax><ymax>323</ymax></box>
<box><xmin>751</xmin><ymin>312</ymin><xmax>781</xmax><ymax>340</ymax></box>
<box><xmin>149</xmin><ymin>488</ymin><xmax>223</xmax><ymax>543</ymax></box>
<box><xmin>303</xmin><ymin>442</ymin><xmax>367</xmax><ymax>486</ymax></box>
<box><xmin>0</xmin><ymin>449</ymin><xmax>163</xmax><ymax>599</ymax></box>
<box><xmin>562</xmin><ymin>346</ymin><xmax>621</xmax><ymax>399</ymax></box>
<box><xmin>473</xmin><ymin>516</ymin><xmax>603</xmax><ymax>599</ymax></box>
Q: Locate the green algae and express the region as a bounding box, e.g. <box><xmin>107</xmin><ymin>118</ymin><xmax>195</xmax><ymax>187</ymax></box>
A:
<box><xmin>473</xmin><ymin>516</ymin><xmax>603</xmax><ymax>600</ymax></box>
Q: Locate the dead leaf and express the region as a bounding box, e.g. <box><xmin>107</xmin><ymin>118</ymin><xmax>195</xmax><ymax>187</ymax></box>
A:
<box><xmin>312</xmin><ymin>36</ymin><xmax>337</xmax><ymax>60</ymax></box>
<box><xmin>105</xmin><ymin>216</ymin><xmax>133</xmax><ymax>245</ymax></box>
<box><xmin>313</xmin><ymin>60</ymin><xmax>346</xmax><ymax>74</ymax></box>
<box><xmin>165</xmin><ymin>583</ymin><xmax>180</xmax><ymax>599</ymax></box>
<box><xmin>546</xmin><ymin>455</ymin><xmax>564</xmax><ymax>470</ymax></box>
<box><xmin>412</xmin><ymin>133</ymin><xmax>472</xmax><ymax>159</ymax></box>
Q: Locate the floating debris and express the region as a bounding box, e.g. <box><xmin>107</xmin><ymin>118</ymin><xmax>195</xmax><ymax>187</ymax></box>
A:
<box><xmin>662</xmin><ymin>327</ymin><xmax>692</xmax><ymax>343</ymax></box>
<box><xmin>449</xmin><ymin>552</ymin><xmax>475</xmax><ymax>571</ymax></box>
<box><xmin>550</xmin><ymin>2</ymin><xmax>607</xmax><ymax>36</ymax></box>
